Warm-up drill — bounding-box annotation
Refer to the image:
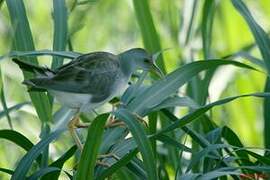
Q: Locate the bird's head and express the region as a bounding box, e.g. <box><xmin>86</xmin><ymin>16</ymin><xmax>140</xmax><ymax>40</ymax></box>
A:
<box><xmin>120</xmin><ymin>48</ymin><xmax>164</xmax><ymax>77</ymax></box>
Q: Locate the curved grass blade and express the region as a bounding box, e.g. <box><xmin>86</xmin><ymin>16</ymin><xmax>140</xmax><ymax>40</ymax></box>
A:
<box><xmin>221</xmin><ymin>126</ymin><xmax>250</xmax><ymax>164</ymax></box>
<box><xmin>159</xmin><ymin>92</ymin><xmax>270</xmax><ymax>134</ymax></box>
<box><xmin>0</xmin><ymin>102</ymin><xmax>30</xmax><ymax>119</ymax></box>
<box><xmin>99</xmin><ymin>127</ymin><xmax>128</xmax><ymax>154</ymax></box>
<box><xmin>6</xmin><ymin>0</ymin><xmax>52</xmax><ymax>123</ymax></box>
<box><xmin>0</xmin><ymin>168</ymin><xmax>14</xmax><ymax>175</ymax></box>
<box><xmin>0</xmin><ymin>68</ymin><xmax>12</xmax><ymax>128</ymax></box>
<box><xmin>3</xmin><ymin>50</ymin><xmax>81</xmax><ymax>60</ymax></box>
<box><xmin>98</xmin><ymin>149</ymin><xmax>138</xmax><ymax>180</ymax></box>
<box><xmin>264</xmin><ymin>78</ymin><xmax>270</xmax><ymax>150</ymax></box>
<box><xmin>231</xmin><ymin>0</ymin><xmax>270</xmax><ymax>72</ymax></box>
<box><xmin>155</xmin><ymin>134</ymin><xmax>192</xmax><ymax>153</ymax></box>
<box><xmin>0</xmin><ymin>129</ymin><xmax>33</xmax><ymax>151</ymax></box>
<box><xmin>230</xmin><ymin>1</ymin><xmax>270</xmax><ymax>151</ymax></box>
<box><xmin>27</xmin><ymin>167</ymin><xmax>60</xmax><ymax>180</ymax></box>
<box><xmin>95</xmin><ymin>138</ymin><xmax>138</xmax><ymax>177</ymax></box>
<box><xmin>127</xmin><ymin>59</ymin><xmax>260</xmax><ymax>115</ymax></box>
<box><xmin>42</xmin><ymin>145</ymin><xmax>77</xmax><ymax>180</ymax></box>
<box><xmin>198</xmin><ymin>166</ymin><xmax>270</xmax><ymax>180</ymax></box>
<box><xmin>114</xmin><ymin>109</ymin><xmax>157</xmax><ymax>180</ymax></box>
<box><xmin>150</xmin><ymin>96</ymin><xmax>199</xmax><ymax>112</ymax></box>
<box><xmin>126</xmin><ymin>157</ymin><xmax>147</xmax><ymax>179</ymax></box>
<box><xmin>51</xmin><ymin>0</ymin><xmax>68</xmax><ymax>69</ymax></box>
<box><xmin>201</xmin><ymin>0</ymin><xmax>216</xmax><ymax>59</ymax></box>
<box><xmin>132</xmin><ymin>0</ymin><xmax>166</xmax><ymax>73</ymax></box>
<box><xmin>76</xmin><ymin>114</ymin><xmax>108</xmax><ymax>180</ymax></box>
<box><xmin>11</xmin><ymin>129</ymin><xmax>64</xmax><ymax>180</ymax></box>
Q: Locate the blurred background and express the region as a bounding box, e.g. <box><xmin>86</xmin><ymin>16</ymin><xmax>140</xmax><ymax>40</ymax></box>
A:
<box><xmin>0</xmin><ymin>0</ymin><xmax>270</xmax><ymax>179</ymax></box>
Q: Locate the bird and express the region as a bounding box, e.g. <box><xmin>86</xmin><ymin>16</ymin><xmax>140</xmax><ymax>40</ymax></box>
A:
<box><xmin>13</xmin><ymin>48</ymin><xmax>163</xmax><ymax>150</ymax></box>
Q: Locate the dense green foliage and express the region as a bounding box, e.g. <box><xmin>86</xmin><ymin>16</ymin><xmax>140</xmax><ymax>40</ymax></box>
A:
<box><xmin>0</xmin><ymin>0</ymin><xmax>270</xmax><ymax>179</ymax></box>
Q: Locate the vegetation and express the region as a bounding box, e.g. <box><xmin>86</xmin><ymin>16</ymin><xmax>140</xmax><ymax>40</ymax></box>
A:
<box><xmin>0</xmin><ymin>0</ymin><xmax>270</xmax><ymax>179</ymax></box>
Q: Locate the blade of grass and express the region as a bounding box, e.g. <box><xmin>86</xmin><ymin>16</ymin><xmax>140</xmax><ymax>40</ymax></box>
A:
<box><xmin>0</xmin><ymin>168</ymin><xmax>14</xmax><ymax>175</ymax></box>
<box><xmin>51</xmin><ymin>0</ymin><xmax>68</xmax><ymax>69</ymax></box>
<box><xmin>231</xmin><ymin>0</ymin><xmax>270</xmax><ymax>72</ymax></box>
<box><xmin>76</xmin><ymin>114</ymin><xmax>108</xmax><ymax>180</ymax></box>
<box><xmin>132</xmin><ymin>0</ymin><xmax>166</xmax><ymax>73</ymax></box>
<box><xmin>114</xmin><ymin>109</ymin><xmax>157</xmax><ymax>180</ymax></box>
<box><xmin>0</xmin><ymin>129</ymin><xmax>34</xmax><ymax>151</ymax></box>
<box><xmin>4</xmin><ymin>50</ymin><xmax>81</xmax><ymax>60</ymax></box>
<box><xmin>0</xmin><ymin>102</ymin><xmax>30</xmax><ymax>119</ymax></box>
<box><xmin>6</xmin><ymin>0</ymin><xmax>52</xmax><ymax>123</ymax></box>
<box><xmin>264</xmin><ymin>78</ymin><xmax>270</xmax><ymax>150</ymax></box>
<box><xmin>42</xmin><ymin>145</ymin><xmax>77</xmax><ymax>180</ymax></box>
<box><xmin>98</xmin><ymin>149</ymin><xmax>138</xmax><ymax>180</ymax></box>
<box><xmin>27</xmin><ymin>167</ymin><xmax>60</xmax><ymax>180</ymax></box>
<box><xmin>159</xmin><ymin>92</ymin><xmax>270</xmax><ymax>134</ymax></box>
<box><xmin>231</xmin><ymin>0</ymin><xmax>270</xmax><ymax>152</ymax></box>
<box><xmin>0</xmin><ymin>68</ymin><xmax>12</xmax><ymax>129</ymax></box>
<box><xmin>180</xmin><ymin>0</ymin><xmax>199</xmax><ymax>46</ymax></box>
<box><xmin>127</xmin><ymin>59</ymin><xmax>260</xmax><ymax>116</ymax></box>
<box><xmin>202</xmin><ymin>0</ymin><xmax>216</xmax><ymax>59</ymax></box>
<box><xmin>11</xmin><ymin>129</ymin><xmax>64</xmax><ymax>180</ymax></box>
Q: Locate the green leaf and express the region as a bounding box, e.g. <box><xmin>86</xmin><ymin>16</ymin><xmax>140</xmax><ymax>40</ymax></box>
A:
<box><xmin>0</xmin><ymin>102</ymin><xmax>30</xmax><ymax>120</ymax></box>
<box><xmin>99</xmin><ymin>127</ymin><xmax>128</xmax><ymax>154</ymax></box>
<box><xmin>11</xmin><ymin>129</ymin><xmax>64</xmax><ymax>180</ymax></box>
<box><xmin>51</xmin><ymin>0</ymin><xmax>68</xmax><ymax>69</ymax></box>
<box><xmin>202</xmin><ymin>0</ymin><xmax>216</xmax><ymax>59</ymax></box>
<box><xmin>159</xmin><ymin>92</ymin><xmax>270</xmax><ymax>134</ymax></box>
<box><xmin>0</xmin><ymin>129</ymin><xmax>34</xmax><ymax>151</ymax></box>
<box><xmin>4</xmin><ymin>50</ymin><xmax>81</xmax><ymax>60</ymax></box>
<box><xmin>155</xmin><ymin>134</ymin><xmax>192</xmax><ymax>153</ymax></box>
<box><xmin>127</xmin><ymin>59</ymin><xmax>259</xmax><ymax>115</ymax></box>
<box><xmin>264</xmin><ymin>78</ymin><xmax>270</xmax><ymax>149</ymax></box>
<box><xmin>0</xmin><ymin>168</ymin><xmax>14</xmax><ymax>175</ymax></box>
<box><xmin>114</xmin><ymin>109</ymin><xmax>157</xmax><ymax>180</ymax></box>
<box><xmin>180</xmin><ymin>0</ymin><xmax>199</xmax><ymax>46</ymax></box>
<box><xmin>221</xmin><ymin>126</ymin><xmax>250</xmax><ymax>165</ymax></box>
<box><xmin>98</xmin><ymin>150</ymin><xmax>138</xmax><ymax>180</ymax></box>
<box><xmin>27</xmin><ymin>167</ymin><xmax>60</xmax><ymax>180</ymax></box>
<box><xmin>150</xmin><ymin>96</ymin><xmax>199</xmax><ymax>112</ymax></box>
<box><xmin>0</xmin><ymin>69</ymin><xmax>12</xmax><ymax>128</ymax></box>
<box><xmin>231</xmin><ymin>0</ymin><xmax>270</xmax><ymax>72</ymax></box>
<box><xmin>76</xmin><ymin>114</ymin><xmax>108</xmax><ymax>180</ymax></box>
<box><xmin>132</xmin><ymin>0</ymin><xmax>166</xmax><ymax>73</ymax></box>
<box><xmin>230</xmin><ymin>1</ymin><xmax>270</xmax><ymax>150</ymax></box>
<box><xmin>186</xmin><ymin>144</ymin><xmax>229</xmax><ymax>172</ymax></box>
<box><xmin>6</xmin><ymin>0</ymin><xmax>52</xmax><ymax>123</ymax></box>
<box><xmin>198</xmin><ymin>166</ymin><xmax>270</xmax><ymax>179</ymax></box>
<box><xmin>42</xmin><ymin>145</ymin><xmax>77</xmax><ymax>180</ymax></box>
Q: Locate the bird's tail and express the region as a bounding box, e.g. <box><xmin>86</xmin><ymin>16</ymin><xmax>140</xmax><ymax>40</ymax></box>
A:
<box><xmin>23</xmin><ymin>79</ymin><xmax>48</xmax><ymax>92</ymax></box>
<box><xmin>12</xmin><ymin>58</ymin><xmax>53</xmax><ymax>92</ymax></box>
<box><xmin>12</xmin><ymin>58</ymin><xmax>54</xmax><ymax>77</ymax></box>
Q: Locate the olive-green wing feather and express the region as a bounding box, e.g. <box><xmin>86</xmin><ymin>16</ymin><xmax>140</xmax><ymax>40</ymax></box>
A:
<box><xmin>24</xmin><ymin>52</ymin><xmax>121</xmax><ymax>101</ymax></box>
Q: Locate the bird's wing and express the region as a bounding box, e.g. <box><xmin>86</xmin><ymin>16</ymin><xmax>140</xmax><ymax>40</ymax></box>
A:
<box><xmin>26</xmin><ymin>52</ymin><xmax>121</xmax><ymax>101</ymax></box>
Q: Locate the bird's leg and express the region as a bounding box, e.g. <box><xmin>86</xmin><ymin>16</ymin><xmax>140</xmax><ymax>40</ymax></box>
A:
<box><xmin>96</xmin><ymin>153</ymin><xmax>120</xmax><ymax>167</ymax></box>
<box><xmin>96</xmin><ymin>161</ymin><xmax>110</xmax><ymax>167</ymax></box>
<box><xmin>68</xmin><ymin>114</ymin><xmax>83</xmax><ymax>151</ymax></box>
<box><xmin>133</xmin><ymin>113</ymin><xmax>148</xmax><ymax>127</ymax></box>
<box><xmin>98</xmin><ymin>153</ymin><xmax>120</xmax><ymax>160</ymax></box>
<box><xmin>105</xmin><ymin>101</ymin><xmax>126</xmax><ymax>128</ymax></box>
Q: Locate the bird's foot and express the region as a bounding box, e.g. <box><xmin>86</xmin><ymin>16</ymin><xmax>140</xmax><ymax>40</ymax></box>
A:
<box><xmin>132</xmin><ymin>113</ymin><xmax>148</xmax><ymax>127</ymax></box>
<box><xmin>105</xmin><ymin>119</ymin><xmax>126</xmax><ymax>128</ymax></box>
<box><xmin>96</xmin><ymin>161</ymin><xmax>110</xmax><ymax>167</ymax></box>
<box><xmin>68</xmin><ymin>115</ymin><xmax>84</xmax><ymax>151</ymax></box>
<box><xmin>76</xmin><ymin>122</ymin><xmax>90</xmax><ymax>128</ymax></box>
<box><xmin>98</xmin><ymin>153</ymin><xmax>120</xmax><ymax>161</ymax></box>
<box><xmin>96</xmin><ymin>153</ymin><xmax>120</xmax><ymax>167</ymax></box>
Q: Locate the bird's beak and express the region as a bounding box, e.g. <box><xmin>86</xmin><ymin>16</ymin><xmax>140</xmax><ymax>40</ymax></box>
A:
<box><xmin>151</xmin><ymin>63</ymin><xmax>164</xmax><ymax>78</ymax></box>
